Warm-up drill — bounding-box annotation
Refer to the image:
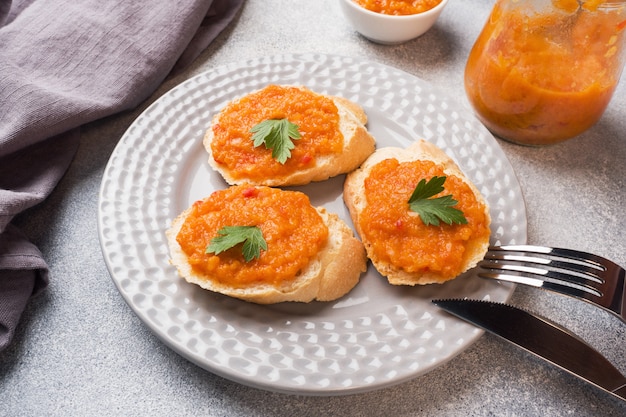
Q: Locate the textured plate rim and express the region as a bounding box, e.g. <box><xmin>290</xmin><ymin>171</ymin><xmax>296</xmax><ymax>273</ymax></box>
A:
<box><xmin>97</xmin><ymin>53</ymin><xmax>527</xmax><ymax>396</ymax></box>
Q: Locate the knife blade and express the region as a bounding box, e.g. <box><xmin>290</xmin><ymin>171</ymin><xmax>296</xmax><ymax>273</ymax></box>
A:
<box><xmin>432</xmin><ymin>299</ymin><xmax>626</xmax><ymax>402</ymax></box>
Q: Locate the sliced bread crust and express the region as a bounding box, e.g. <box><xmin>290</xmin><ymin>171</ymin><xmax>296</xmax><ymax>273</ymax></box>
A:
<box><xmin>343</xmin><ymin>140</ymin><xmax>491</xmax><ymax>285</ymax></box>
<box><xmin>166</xmin><ymin>197</ymin><xmax>367</xmax><ymax>304</ymax></box>
<box><xmin>203</xmin><ymin>85</ymin><xmax>376</xmax><ymax>187</ymax></box>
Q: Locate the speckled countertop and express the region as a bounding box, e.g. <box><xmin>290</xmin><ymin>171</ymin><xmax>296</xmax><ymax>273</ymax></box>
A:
<box><xmin>2</xmin><ymin>1</ymin><xmax>625</xmax><ymax>416</ymax></box>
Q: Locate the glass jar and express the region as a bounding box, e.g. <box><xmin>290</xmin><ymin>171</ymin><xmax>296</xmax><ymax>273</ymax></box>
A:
<box><xmin>464</xmin><ymin>0</ymin><xmax>626</xmax><ymax>146</ymax></box>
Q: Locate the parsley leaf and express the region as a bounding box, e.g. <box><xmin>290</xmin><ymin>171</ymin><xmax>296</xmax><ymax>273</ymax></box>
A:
<box><xmin>250</xmin><ymin>119</ymin><xmax>301</xmax><ymax>164</ymax></box>
<box><xmin>408</xmin><ymin>176</ymin><xmax>468</xmax><ymax>226</ymax></box>
<box><xmin>205</xmin><ymin>226</ymin><xmax>267</xmax><ymax>262</ymax></box>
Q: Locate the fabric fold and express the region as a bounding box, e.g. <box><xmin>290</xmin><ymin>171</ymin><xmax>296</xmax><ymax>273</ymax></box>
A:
<box><xmin>0</xmin><ymin>0</ymin><xmax>244</xmax><ymax>352</ymax></box>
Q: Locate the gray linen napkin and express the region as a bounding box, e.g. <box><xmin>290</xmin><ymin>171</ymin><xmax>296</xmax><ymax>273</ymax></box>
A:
<box><xmin>0</xmin><ymin>0</ymin><xmax>244</xmax><ymax>351</ymax></box>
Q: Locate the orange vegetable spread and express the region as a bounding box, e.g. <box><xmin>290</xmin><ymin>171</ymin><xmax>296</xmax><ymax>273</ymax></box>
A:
<box><xmin>465</xmin><ymin>1</ymin><xmax>626</xmax><ymax>145</ymax></box>
<box><xmin>353</xmin><ymin>0</ymin><xmax>442</xmax><ymax>15</ymax></box>
<box><xmin>210</xmin><ymin>85</ymin><xmax>343</xmax><ymax>182</ymax></box>
<box><xmin>360</xmin><ymin>159</ymin><xmax>490</xmax><ymax>279</ymax></box>
<box><xmin>176</xmin><ymin>186</ymin><xmax>328</xmax><ymax>288</ymax></box>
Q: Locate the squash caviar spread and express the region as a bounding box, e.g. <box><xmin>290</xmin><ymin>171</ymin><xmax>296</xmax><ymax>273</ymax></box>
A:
<box><xmin>210</xmin><ymin>85</ymin><xmax>343</xmax><ymax>182</ymax></box>
<box><xmin>353</xmin><ymin>0</ymin><xmax>442</xmax><ymax>15</ymax></box>
<box><xmin>465</xmin><ymin>0</ymin><xmax>626</xmax><ymax>145</ymax></box>
<box><xmin>360</xmin><ymin>159</ymin><xmax>490</xmax><ymax>279</ymax></box>
<box><xmin>176</xmin><ymin>186</ymin><xmax>328</xmax><ymax>288</ymax></box>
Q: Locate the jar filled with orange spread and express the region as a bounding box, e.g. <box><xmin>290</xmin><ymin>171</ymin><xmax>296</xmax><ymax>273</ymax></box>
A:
<box><xmin>465</xmin><ymin>0</ymin><xmax>626</xmax><ymax>145</ymax></box>
<box><xmin>353</xmin><ymin>0</ymin><xmax>442</xmax><ymax>15</ymax></box>
<box><xmin>211</xmin><ymin>85</ymin><xmax>343</xmax><ymax>182</ymax></box>
<box><xmin>360</xmin><ymin>159</ymin><xmax>490</xmax><ymax>280</ymax></box>
<box><xmin>176</xmin><ymin>186</ymin><xmax>328</xmax><ymax>288</ymax></box>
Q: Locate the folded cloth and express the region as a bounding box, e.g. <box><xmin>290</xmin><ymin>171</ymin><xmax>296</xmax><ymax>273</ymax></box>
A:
<box><xmin>0</xmin><ymin>0</ymin><xmax>244</xmax><ymax>351</ymax></box>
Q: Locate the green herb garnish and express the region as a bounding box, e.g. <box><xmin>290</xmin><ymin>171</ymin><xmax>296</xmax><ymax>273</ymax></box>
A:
<box><xmin>408</xmin><ymin>176</ymin><xmax>468</xmax><ymax>226</ymax></box>
<box><xmin>250</xmin><ymin>118</ymin><xmax>301</xmax><ymax>164</ymax></box>
<box><xmin>205</xmin><ymin>226</ymin><xmax>267</xmax><ymax>262</ymax></box>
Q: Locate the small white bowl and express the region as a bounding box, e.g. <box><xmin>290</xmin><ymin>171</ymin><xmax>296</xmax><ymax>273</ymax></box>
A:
<box><xmin>339</xmin><ymin>0</ymin><xmax>448</xmax><ymax>45</ymax></box>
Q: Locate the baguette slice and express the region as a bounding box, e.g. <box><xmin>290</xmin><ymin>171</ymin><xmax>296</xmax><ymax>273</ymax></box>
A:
<box><xmin>204</xmin><ymin>85</ymin><xmax>376</xmax><ymax>187</ymax></box>
<box><xmin>166</xmin><ymin>189</ymin><xmax>367</xmax><ymax>304</ymax></box>
<box><xmin>343</xmin><ymin>140</ymin><xmax>491</xmax><ymax>285</ymax></box>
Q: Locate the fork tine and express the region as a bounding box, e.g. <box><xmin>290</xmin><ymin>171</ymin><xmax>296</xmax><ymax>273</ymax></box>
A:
<box><xmin>478</xmin><ymin>245</ymin><xmax>626</xmax><ymax>324</ymax></box>
<box><xmin>478</xmin><ymin>262</ymin><xmax>604</xmax><ymax>297</ymax></box>
<box><xmin>478</xmin><ymin>270</ymin><xmax>604</xmax><ymax>300</ymax></box>
<box><xmin>487</xmin><ymin>245</ymin><xmax>608</xmax><ymax>272</ymax></box>
<box><xmin>483</xmin><ymin>253</ymin><xmax>605</xmax><ymax>284</ymax></box>
<box><xmin>482</xmin><ymin>245</ymin><xmax>608</xmax><ymax>290</ymax></box>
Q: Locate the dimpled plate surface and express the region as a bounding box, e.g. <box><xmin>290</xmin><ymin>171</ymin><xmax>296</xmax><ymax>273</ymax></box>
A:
<box><xmin>98</xmin><ymin>53</ymin><xmax>527</xmax><ymax>395</ymax></box>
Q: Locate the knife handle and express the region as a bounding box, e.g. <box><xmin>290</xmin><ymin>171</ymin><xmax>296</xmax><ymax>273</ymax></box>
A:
<box><xmin>614</xmin><ymin>384</ymin><xmax>626</xmax><ymax>401</ymax></box>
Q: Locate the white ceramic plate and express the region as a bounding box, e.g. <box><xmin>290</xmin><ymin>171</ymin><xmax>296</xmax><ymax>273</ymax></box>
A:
<box><xmin>98</xmin><ymin>53</ymin><xmax>527</xmax><ymax>395</ymax></box>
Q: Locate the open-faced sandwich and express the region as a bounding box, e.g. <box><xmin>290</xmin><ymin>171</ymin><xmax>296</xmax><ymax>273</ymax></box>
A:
<box><xmin>343</xmin><ymin>139</ymin><xmax>491</xmax><ymax>285</ymax></box>
<box><xmin>204</xmin><ymin>84</ymin><xmax>376</xmax><ymax>186</ymax></box>
<box><xmin>166</xmin><ymin>185</ymin><xmax>367</xmax><ymax>303</ymax></box>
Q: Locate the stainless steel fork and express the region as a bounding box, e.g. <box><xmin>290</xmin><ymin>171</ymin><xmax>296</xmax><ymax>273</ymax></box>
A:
<box><xmin>478</xmin><ymin>245</ymin><xmax>626</xmax><ymax>324</ymax></box>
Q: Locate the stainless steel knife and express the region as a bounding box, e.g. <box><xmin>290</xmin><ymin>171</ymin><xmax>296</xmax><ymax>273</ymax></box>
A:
<box><xmin>432</xmin><ymin>299</ymin><xmax>626</xmax><ymax>402</ymax></box>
